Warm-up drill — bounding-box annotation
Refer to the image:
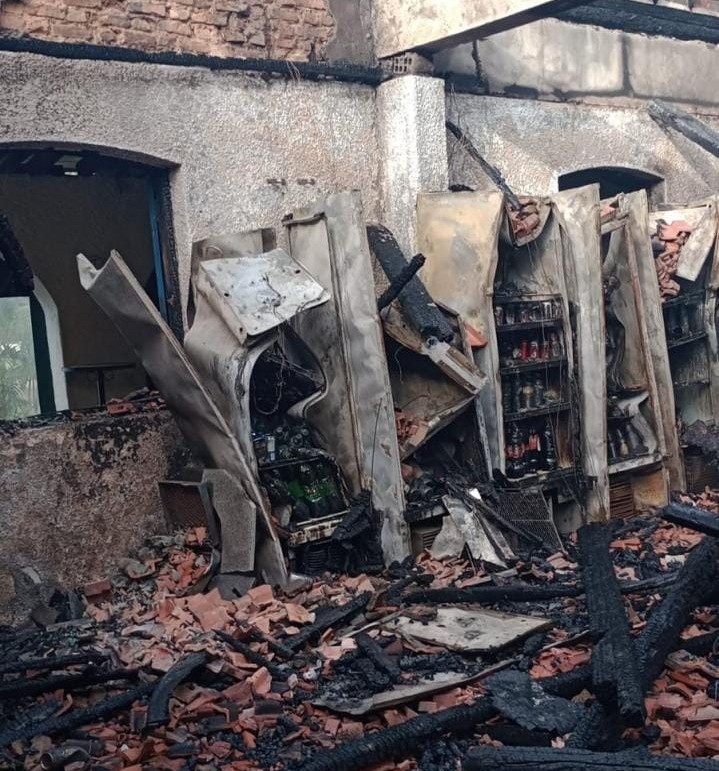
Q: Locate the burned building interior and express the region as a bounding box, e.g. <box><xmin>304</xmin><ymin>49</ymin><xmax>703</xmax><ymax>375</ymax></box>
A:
<box><xmin>7</xmin><ymin>2</ymin><xmax>719</xmax><ymax>771</ymax></box>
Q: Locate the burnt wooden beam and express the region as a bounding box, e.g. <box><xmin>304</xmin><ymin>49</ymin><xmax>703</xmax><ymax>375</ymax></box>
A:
<box><xmin>0</xmin><ymin>683</ymin><xmax>154</xmax><ymax>748</ymax></box>
<box><xmin>0</xmin><ymin>667</ymin><xmax>137</xmax><ymax>701</ymax></box>
<box><xmin>465</xmin><ymin>745</ymin><xmax>718</xmax><ymax>771</ymax></box>
<box><xmin>556</xmin><ymin>1</ymin><xmax>719</xmax><ymax>45</ymax></box>
<box><xmin>577</xmin><ymin>523</ymin><xmax>644</xmax><ymax>726</ymax></box>
<box><xmin>649</xmin><ymin>101</ymin><xmax>719</xmax><ymax>159</ymax></box>
<box><xmin>367</xmin><ymin>226</ymin><xmax>455</xmax><ymax>343</ymax></box>
<box><xmin>377</xmin><ymin>253</ymin><xmax>426</xmax><ymax>312</ymax></box>
<box><xmin>299</xmin><ymin>696</ymin><xmax>494</xmax><ymax>771</ymax></box>
<box><xmin>0</xmin><ymin>651</ymin><xmax>108</xmax><ymax>676</ymax></box>
<box><xmin>284</xmin><ymin>592</ymin><xmax>372</xmax><ymax>652</ymax></box>
<box><xmin>662</xmin><ymin>503</ymin><xmax>719</xmax><ymax>538</ymax></box>
<box><xmin>568</xmin><ymin>534</ymin><xmax>719</xmax><ymax>750</ymax></box>
<box><xmin>404</xmin><ymin>583</ymin><xmax>581</xmax><ymax>605</ymax></box>
<box><xmin>146</xmin><ymin>652</ymin><xmax>209</xmax><ymax>728</ymax></box>
<box><xmin>355</xmin><ymin>632</ymin><xmax>401</xmax><ymax>681</ymax></box>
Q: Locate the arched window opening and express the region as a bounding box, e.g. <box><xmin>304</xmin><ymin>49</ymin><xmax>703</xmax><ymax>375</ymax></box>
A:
<box><xmin>559</xmin><ymin>166</ymin><xmax>665</xmax><ymax>205</ymax></box>
<box><xmin>0</xmin><ymin>147</ymin><xmax>179</xmax><ymax>418</ymax></box>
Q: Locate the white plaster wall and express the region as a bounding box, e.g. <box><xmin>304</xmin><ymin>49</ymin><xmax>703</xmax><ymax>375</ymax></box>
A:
<box><xmin>376</xmin><ymin>75</ymin><xmax>449</xmax><ymax>256</ymax></box>
<box><xmin>0</xmin><ymin>52</ymin><xmax>380</xmax><ymax>315</ymax></box>
<box><xmin>447</xmin><ymin>94</ymin><xmax>719</xmax><ymax>202</ymax></box>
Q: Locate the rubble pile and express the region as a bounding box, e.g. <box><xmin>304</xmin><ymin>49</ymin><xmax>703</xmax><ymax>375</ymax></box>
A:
<box><xmin>3</xmin><ymin>499</ymin><xmax>719</xmax><ymax>770</ymax></box>
<box><xmin>506</xmin><ymin>198</ymin><xmax>541</xmax><ymax>240</ymax></box>
<box><xmin>652</xmin><ymin>219</ymin><xmax>693</xmax><ymax>301</ymax></box>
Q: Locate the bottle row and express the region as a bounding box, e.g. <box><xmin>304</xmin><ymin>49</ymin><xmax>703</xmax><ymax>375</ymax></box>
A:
<box><xmin>262</xmin><ymin>461</ymin><xmax>344</xmax><ymax>523</ymax></box>
<box><xmin>502</xmin><ymin>374</ymin><xmax>563</xmax><ymax>414</ymax></box>
<box><xmin>494</xmin><ymin>299</ymin><xmax>563</xmax><ymax>327</ymax></box>
<box><xmin>499</xmin><ymin>331</ymin><xmax>565</xmax><ymax>366</ymax></box>
<box><xmin>505</xmin><ymin>421</ymin><xmax>558</xmax><ymax>479</ymax></box>
<box><xmin>607</xmin><ymin>422</ymin><xmax>649</xmax><ymax>463</ymax></box>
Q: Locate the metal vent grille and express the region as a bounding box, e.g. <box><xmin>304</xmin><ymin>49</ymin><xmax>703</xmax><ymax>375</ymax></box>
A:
<box><xmin>298</xmin><ymin>540</ymin><xmax>345</xmax><ymax>575</ymax></box>
<box><xmin>495</xmin><ymin>490</ymin><xmax>563</xmax><ymax>552</ymax></box>
<box><xmin>410</xmin><ymin>521</ymin><xmax>443</xmax><ymax>556</ymax></box>
<box><xmin>609</xmin><ymin>477</ymin><xmax>635</xmax><ymax>520</ymax></box>
<box><xmin>684</xmin><ymin>453</ymin><xmax>719</xmax><ymax>495</ymax></box>
<box><xmin>158</xmin><ymin>480</ymin><xmax>211</xmax><ymax>529</ymax></box>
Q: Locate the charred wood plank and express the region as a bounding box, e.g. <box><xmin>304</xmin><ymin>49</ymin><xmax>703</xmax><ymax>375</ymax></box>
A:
<box><xmin>403</xmin><ymin>583</ymin><xmax>580</xmax><ymax>605</ymax></box>
<box><xmin>649</xmin><ymin>101</ymin><xmax>719</xmax><ymax>160</ymax></box>
<box><xmin>355</xmin><ymin>632</ymin><xmax>400</xmax><ymax>681</ymax></box>
<box><xmin>284</xmin><ymin>592</ymin><xmax>372</xmax><ymax>652</ymax></box>
<box><xmin>569</xmin><ymin>535</ymin><xmax>719</xmax><ymax>750</ymax></box>
<box><xmin>662</xmin><ymin>503</ymin><xmax>719</xmax><ymax>538</ymax></box>
<box><xmin>299</xmin><ymin>696</ymin><xmax>494</xmax><ymax>771</ymax></box>
<box><xmin>0</xmin><ymin>651</ymin><xmax>108</xmax><ymax>677</ymax></box>
<box><xmin>0</xmin><ymin>667</ymin><xmax>137</xmax><ymax>701</ymax></box>
<box><xmin>377</xmin><ymin>253</ymin><xmax>426</xmax><ymax>312</ymax></box>
<box><xmin>577</xmin><ymin>523</ymin><xmax>644</xmax><ymax>726</ymax></box>
<box><xmin>464</xmin><ymin>745</ymin><xmax>717</xmax><ymax>771</ymax></box>
<box><xmin>146</xmin><ymin>652</ymin><xmax>209</xmax><ymax>728</ymax></box>
<box><xmin>636</xmin><ymin>535</ymin><xmax>719</xmax><ymax>689</ymax></box>
<box><xmin>538</xmin><ymin>666</ymin><xmax>591</xmax><ymax>699</ymax></box>
<box><xmin>445</xmin><ymin>122</ymin><xmax>521</xmax><ymax>211</ymax></box>
<box><xmin>619</xmin><ymin>572</ymin><xmax>677</xmax><ymax>595</ymax></box>
<box><xmin>216</xmin><ymin>630</ymin><xmax>288</xmax><ymax>680</ymax></box>
<box><xmin>367</xmin><ymin>225</ymin><xmax>454</xmax><ymax>343</ymax></box>
<box><xmin>0</xmin><ymin>683</ymin><xmax>154</xmax><ymax>748</ymax></box>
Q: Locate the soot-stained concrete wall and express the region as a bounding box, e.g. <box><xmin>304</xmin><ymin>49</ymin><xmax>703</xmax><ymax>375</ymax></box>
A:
<box><xmin>0</xmin><ymin>409</ymin><xmax>189</xmax><ymax>622</ymax></box>
<box><xmin>437</xmin><ymin>19</ymin><xmax>719</xmax><ymax>108</ymax></box>
<box><xmin>0</xmin><ymin>51</ymin><xmax>379</xmax><ymax>318</ymax></box>
<box><xmin>447</xmin><ymin>93</ymin><xmax>719</xmax><ymax>202</ymax></box>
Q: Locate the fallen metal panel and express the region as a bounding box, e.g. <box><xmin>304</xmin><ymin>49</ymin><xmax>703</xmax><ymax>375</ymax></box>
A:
<box><xmin>384</xmin><ymin>607</ymin><xmax>552</xmax><ymax>652</ymax></box>
<box><xmin>285</xmin><ymin>192</ymin><xmax>409</xmax><ymax>564</ymax></box>
<box><xmin>77</xmin><ymin>251</ymin><xmax>287</xmax><ymax>586</ymax></box>
<box><xmin>553</xmin><ymin>185</ymin><xmax>609</xmax><ymax>522</ymax></box>
<box><xmin>442</xmin><ymin>495</ymin><xmax>505</xmax><ymax>568</ymax></box>
<box><xmin>198</xmin><ymin>248</ymin><xmax>329</xmax><ymax>340</ymax></box>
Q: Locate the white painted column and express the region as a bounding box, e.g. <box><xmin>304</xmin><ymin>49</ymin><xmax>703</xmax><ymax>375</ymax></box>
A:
<box><xmin>376</xmin><ymin>75</ymin><xmax>449</xmax><ymax>257</ymax></box>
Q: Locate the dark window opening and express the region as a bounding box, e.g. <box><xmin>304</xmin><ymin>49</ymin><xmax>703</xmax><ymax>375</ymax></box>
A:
<box><xmin>558</xmin><ymin>166</ymin><xmax>664</xmax><ymax>205</ymax></box>
<box><xmin>0</xmin><ymin>148</ymin><xmax>180</xmax><ymax>418</ymax></box>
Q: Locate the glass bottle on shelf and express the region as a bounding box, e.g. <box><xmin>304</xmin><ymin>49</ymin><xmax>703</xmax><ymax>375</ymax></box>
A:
<box><xmin>543</xmin><ymin>421</ymin><xmax>557</xmax><ymax>471</ymax></box>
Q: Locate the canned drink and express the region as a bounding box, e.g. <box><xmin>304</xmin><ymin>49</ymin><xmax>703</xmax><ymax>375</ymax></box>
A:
<box><xmin>520</xmin><ymin>306</ymin><xmax>531</xmax><ymax>323</ymax></box>
<box><xmin>494</xmin><ymin>306</ymin><xmax>504</xmax><ymax>326</ymax></box>
<box><xmin>542</xmin><ymin>301</ymin><xmax>553</xmax><ymax>320</ymax></box>
<box><xmin>519</xmin><ymin>340</ymin><xmax>529</xmax><ymax>360</ymax></box>
<box><xmin>529</xmin><ymin>340</ymin><xmax>540</xmax><ymax>360</ymax></box>
<box><xmin>541</xmin><ymin>340</ymin><xmax>551</xmax><ymax>360</ymax></box>
<box><xmin>505</xmin><ymin>305</ymin><xmax>516</xmax><ymax>325</ymax></box>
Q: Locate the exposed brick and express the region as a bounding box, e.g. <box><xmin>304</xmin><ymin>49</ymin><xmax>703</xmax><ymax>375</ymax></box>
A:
<box><xmin>215</xmin><ymin>0</ymin><xmax>248</xmax><ymax>12</ymax></box>
<box><xmin>168</xmin><ymin>5</ymin><xmax>191</xmax><ymax>20</ymax></box>
<box><xmin>34</xmin><ymin>5</ymin><xmax>67</xmax><ymax>20</ymax></box>
<box><xmin>26</xmin><ymin>16</ymin><xmax>51</xmax><ymax>32</ymax></box>
<box><xmin>66</xmin><ymin>7</ymin><xmax>89</xmax><ymax>22</ymax></box>
<box><xmin>127</xmin><ymin>0</ymin><xmax>167</xmax><ymax>17</ymax></box>
<box><xmin>191</xmin><ymin>9</ymin><xmax>228</xmax><ymax>25</ymax></box>
<box><xmin>0</xmin><ymin>0</ymin><xmax>335</xmax><ymax>60</ymax></box>
<box><xmin>65</xmin><ymin>0</ymin><xmax>102</xmax><ymax>8</ymax></box>
<box><xmin>159</xmin><ymin>18</ymin><xmax>191</xmax><ymax>35</ymax></box>
<box><xmin>51</xmin><ymin>20</ymin><xmax>93</xmax><ymax>39</ymax></box>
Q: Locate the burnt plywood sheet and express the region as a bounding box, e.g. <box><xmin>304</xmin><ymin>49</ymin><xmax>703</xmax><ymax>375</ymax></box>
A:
<box><xmin>384</xmin><ymin>607</ymin><xmax>551</xmax><ymax>652</ymax></box>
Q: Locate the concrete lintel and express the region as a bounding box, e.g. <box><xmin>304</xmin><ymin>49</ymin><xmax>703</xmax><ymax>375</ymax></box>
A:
<box><xmin>373</xmin><ymin>0</ymin><xmax>583</xmax><ymax>58</ymax></box>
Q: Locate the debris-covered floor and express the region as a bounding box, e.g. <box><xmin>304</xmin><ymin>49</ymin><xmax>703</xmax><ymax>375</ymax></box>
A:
<box><xmin>4</xmin><ymin>491</ymin><xmax>719</xmax><ymax>771</ymax></box>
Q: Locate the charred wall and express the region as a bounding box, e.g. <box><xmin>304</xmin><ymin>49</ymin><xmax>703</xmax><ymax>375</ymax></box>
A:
<box><xmin>0</xmin><ymin>409</ymin><xmax>189</xmax><ymax>623</ymax></box>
